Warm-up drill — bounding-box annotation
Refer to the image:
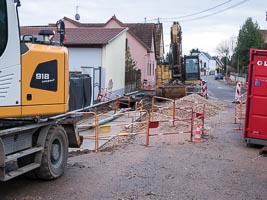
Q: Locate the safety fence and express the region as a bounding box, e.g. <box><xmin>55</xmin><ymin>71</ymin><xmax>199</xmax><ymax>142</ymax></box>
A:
<box><xmin>234</xmin><ymin>93</ymin><xmax>246</xmax><ymax>130</ymax></box>
<box><xmin>96</xmin><ymin>87</ymin><xmax>113</xmax><ymax>102</ymax></box>
<box><xmin>147</xmin><ymin>96</ymin><xmax>205</xmax><ymax>145</ymax></box>
<box><xmin>70</xmin><ymin>95</ymin><xmax>206</xmax><ymax>152</ymax></box>
<box><xmin>72</xmin><ymin>109</ymin><xmax>149</xmax><ymax>152</ymax></box>
<box><xmin>233</xmin><ymin>81</ymin><xmax>247</xmax><ymax>130</ymax></box>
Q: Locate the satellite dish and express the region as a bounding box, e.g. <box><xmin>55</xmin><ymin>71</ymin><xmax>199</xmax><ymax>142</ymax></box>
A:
<box><xmin>75</xmin><ymin>13</ymin><xmax>80</xmax><ymax>21</ymax></box>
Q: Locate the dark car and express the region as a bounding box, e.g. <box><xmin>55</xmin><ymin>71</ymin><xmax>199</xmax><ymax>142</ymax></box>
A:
<box><xmin>215</xmin><ymin>73</ymin><xmax>224</xmax><ymax>80</ymax></box>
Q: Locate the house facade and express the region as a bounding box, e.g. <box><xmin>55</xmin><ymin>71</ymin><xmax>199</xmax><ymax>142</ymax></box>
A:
<box><xmin>62</xmin><ymin>16</ymin><xmax>164</xmax><ymax>88</ymax></box>
<box><xmin>192</xmin><ymin>52</ymin><xmax>216</xmax><ymax>75</ymax></box>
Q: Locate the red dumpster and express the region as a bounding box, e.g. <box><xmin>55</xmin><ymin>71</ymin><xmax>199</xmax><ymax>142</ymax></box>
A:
<box><xmin>244</xmin><ymin>49</ymin><xmax>267</xmax><ymax>146</ymax></box>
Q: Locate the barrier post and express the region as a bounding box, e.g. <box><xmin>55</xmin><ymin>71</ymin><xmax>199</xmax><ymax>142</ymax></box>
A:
<box><xmin>190</xmin><ymin>110</ymin><xmax>194</xmax><ymax>142</ymax></box>
<box><xmin>235</xmin><ymin>82</ymin><xmax>242</xmax><ymax>102</ymax></box>
<box><xmin>172</xmin><ymin>100</ymin><xmax>175</xmax><ymax>127</ymax></box>
<box><xmin>69</xmin><ymin>111</ymin><xmax>99</xmax><ymax>152</ymax></box>
<box><xmin>146</xmin><ymin>111</ymin><xmax>150</xmax><ymax>146</ymax></box>
<box><xmin>201</xmin><ymin>80</ymin><xmax>207</xmax><ymax>98</ymax></box>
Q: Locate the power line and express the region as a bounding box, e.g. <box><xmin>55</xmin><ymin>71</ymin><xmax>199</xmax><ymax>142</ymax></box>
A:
<box><xmin>162</xmin><ymin>0</ymin><xmax>249</xmax><ymax>22</ymax></box>
<box><xmin>160</xmin><ymin>0</ymin><xmax>233</xmax><ymax>20</ymax></box>
<box><xmin>177</xmin><ymin>0</ymin><xmax>250</xmax><ymax>22</ymax></box>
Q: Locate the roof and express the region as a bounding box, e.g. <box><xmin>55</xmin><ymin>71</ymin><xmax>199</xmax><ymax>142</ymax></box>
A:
<box><xmin>191</xmin><ymin>52</ymin><xmax>214</xmax><ymax>61</ymax></box>
<box><xmin>63</xmin><ymin>17</ymin><xmax>105</xmax><ymax>28</ymax></box>
<box><xmin>63</xmin><ymin>16</ymin><xmax>163</xmax><ymax>55</ymax></box>
<box><xmin>126</xmin><ymin>23</ymin><xmax>155</xmax><ymax>51</ymax></box>
<box><xmin>20</xmin><ymin>26</ymin><xmax>127</xmax><ymax>46</ymax></box>
<box><xmin>64</xmin><ymin>28</ymin><xmax>126</xmax><ymax>45</ymax></box>
<box><xmin>21</xmin><ymin>16</ymin><xmax>164</xmax><ymax>60</ymax></box>
<box><xmin>212</xmin><ymin>56</ymin><xmax>224</xmax><ymax>67</ymax></box>
<box><xmin>202</xmin><ymin>52</ymin><xmax>213</xmax><ymax>60</ymax></box>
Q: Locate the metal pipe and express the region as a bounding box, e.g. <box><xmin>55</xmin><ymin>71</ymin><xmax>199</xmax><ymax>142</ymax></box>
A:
<box><xmin>77</xmin><ymin>108</ymin><xmax>130</xmax><ymax>130</ymax></box>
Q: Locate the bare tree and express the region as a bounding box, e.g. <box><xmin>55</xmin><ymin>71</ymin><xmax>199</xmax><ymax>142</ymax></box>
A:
<box><xmin>216</xmin><ymin>37</ymin><xmax>237</xmax><ymax>75</ymax></box>
<box><xmin>216</xmin><ymin>40</ymin><xmax>230</xmax><ymax>57</ymax></box>
<box><xmin>216</xmin><ymin>37</ymin><xmax>237</xmax><ymax>57</ymax></box>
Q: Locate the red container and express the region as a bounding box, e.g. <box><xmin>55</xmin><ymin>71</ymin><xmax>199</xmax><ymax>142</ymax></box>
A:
<box><xmin>244</xmin><ymin>49</ymin><xmax>267</xmax><ymax>146</ymax></box>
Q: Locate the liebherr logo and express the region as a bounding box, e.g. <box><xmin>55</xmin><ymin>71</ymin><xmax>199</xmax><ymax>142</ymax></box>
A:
<box><xmin>257</xmin><ymin>60</ymin><xmax>267</xmax><ymax>67</ymax></box>
<box><xmin>30</xmin><ymin>60</ymin><xmax>58</xmax><ymax>91</ymax></box>
<box><xmin>36</xmin><ymin>73</ymin><xmax>55</xmax><ymax>83</ymax></box>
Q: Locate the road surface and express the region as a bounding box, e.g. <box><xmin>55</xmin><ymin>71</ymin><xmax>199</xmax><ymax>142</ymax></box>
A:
<box><xmin>203</xmin><ymin>75</ymin><xmax>235</xmax><ymax>103</ymax></box>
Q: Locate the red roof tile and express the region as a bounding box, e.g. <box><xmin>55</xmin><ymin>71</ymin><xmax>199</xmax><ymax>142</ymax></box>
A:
<box><xmin>63</xmin><ymin>16</ymin><xmax>163</xmax><ymax>54</ymax></box>
<box><xmin>20</xmin><ymin>26</ymin><xmax>126</xmax><ymax>45</ymax></box>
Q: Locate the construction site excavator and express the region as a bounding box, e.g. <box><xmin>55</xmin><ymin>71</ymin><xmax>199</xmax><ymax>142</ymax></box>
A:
<box><xmin>155</xmin><ymin>22</ymin><xmax>201</xmax><ymax>98</ymax></box>
<box><xmin>0</xmin><ymin>0</ymin><xmax>83</xmax><ymax>181</ymax></box>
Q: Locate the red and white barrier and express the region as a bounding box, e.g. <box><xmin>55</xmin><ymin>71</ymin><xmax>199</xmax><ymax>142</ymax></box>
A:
<box><xmin>201</xmin><ymin>80</ymin><xmax>207</xmax><ymax>98</ymax></box>
<box><xmin>235</xmin><ymin>82</ymin><xmax>242</xmax><ymax>102</ymax></box>
<box><xmin>193</xmin><ymin>124</ymin><xmax>202</xmax><ymax>143</ymax></box>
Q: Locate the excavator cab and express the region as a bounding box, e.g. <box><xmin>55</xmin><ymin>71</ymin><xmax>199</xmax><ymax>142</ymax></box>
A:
<box><xmin>0</xmin><ymin>0</ymin><xmax>69</xmax><ymax>118</ymax></box>
<box><xmin>184</xmin><ymin>55</ymin><xmax>201</xmax><ymax>85</ymax></box>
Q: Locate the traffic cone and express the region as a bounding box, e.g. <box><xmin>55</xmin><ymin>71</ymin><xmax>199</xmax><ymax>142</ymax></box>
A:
<box><xmin>193</xmin><ymin>124</ymin><xmax>202</xmax><ymax>143</ymax></box>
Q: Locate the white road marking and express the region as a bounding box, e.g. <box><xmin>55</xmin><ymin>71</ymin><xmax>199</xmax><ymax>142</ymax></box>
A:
<box><xmin>209</xmin><ymin>96</ymin><xmax>218</xmax><ymax>100</ymax></box>
<box><xmin>223</xmin><ymin>100</ymin><xmax>233</xmax><ymax>102</ymax></box>
<box><xmin>207</xmin><ymin>90</ymin><xmax>218</xmax><ymax>100</ymax></box>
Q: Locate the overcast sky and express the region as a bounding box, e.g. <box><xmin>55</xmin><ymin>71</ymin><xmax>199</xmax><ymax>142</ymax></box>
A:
<box><xmin>18</xmin><ymin>0</ymin><xmax>267</xmax><ymax>56</ymax></box>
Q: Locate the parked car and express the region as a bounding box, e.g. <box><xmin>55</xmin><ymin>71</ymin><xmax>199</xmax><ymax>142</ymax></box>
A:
<box><xmin>215</xmin><ymin>73</ymin><xmax>224</xmax><ymax>80</ymax></box>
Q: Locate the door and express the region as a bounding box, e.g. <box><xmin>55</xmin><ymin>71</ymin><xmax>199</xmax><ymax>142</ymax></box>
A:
<box><xmin>0</xmin><ymin>0</ymin><xmax>21</xmax><ymax>107</ymax></box>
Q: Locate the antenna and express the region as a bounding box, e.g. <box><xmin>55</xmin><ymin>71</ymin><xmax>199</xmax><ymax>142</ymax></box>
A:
<box><xmin>75</xmin><ymin>5</ymin><xmax>80</xmax><ymax>21</ymax></box>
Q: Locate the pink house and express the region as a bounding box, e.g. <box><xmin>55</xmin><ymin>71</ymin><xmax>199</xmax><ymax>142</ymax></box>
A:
<box><xmin>63</xmin><ymin>16</ymin><xmax>164</xmax><ymax>88</ymax></box>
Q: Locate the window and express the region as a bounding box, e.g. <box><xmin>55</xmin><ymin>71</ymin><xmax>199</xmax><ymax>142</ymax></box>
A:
<box><xmin>0</xmin><ymin>0</ymin><xmax>8</xmax><ymax>57</ymax></box>
<box><xmin>152</xmin><ymin>62</ymin><xmax>155</xmax><ymax>76</ymax></box>
<box><xmin>125</xmin><ymin>38</ymin><xmax>128</xmax><ymax>51</ymax></box>
<box><xmin>185</xmin><ymin>58</ymin><xmax>200</xmax><ymax>80</ymax></box>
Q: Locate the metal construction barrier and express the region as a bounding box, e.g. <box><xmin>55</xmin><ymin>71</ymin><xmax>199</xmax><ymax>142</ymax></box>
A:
<box><xmin>76</xmin><ymin>109</ymin><xmax>150</xmax><ymax>152</ymax></box>
<box><xmin>175</xmin><ymin>98</ymin><xmax>205</xmax><ymax>139</ymax></box>
<box><xmin>135</xmin><ymin>99</ymin><xmax>144</xmax><ymax>111</ymax></box>
<box><xmin>147</xmin><ymin>96</ymin><xmax>206</xmax><ymax>145</ymax></box>
<box><xmin>114</xmin><ymin>95</ymin><xmax>131</xmax><ymax>112</ymax></box>
<box><xmin>234</xmin><ymin>93</ymin><xmax>246</xmax><ymax>130</ymax></box>
<box><xmin>96</xmin><ymin>87</ymin><xmax>113</xmax><ymax>102</ymax></box>
<box><xmin>68</xmin><ymin>111</ymin><xmax>99</xmax><ymax>151</ymax></box>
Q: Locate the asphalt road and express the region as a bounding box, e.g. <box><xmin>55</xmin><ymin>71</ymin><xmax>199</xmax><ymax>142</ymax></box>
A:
<box><xmin>203</xmin><ymin>75</ymin><xmax>235</xmax><ymax>103</ymax></box>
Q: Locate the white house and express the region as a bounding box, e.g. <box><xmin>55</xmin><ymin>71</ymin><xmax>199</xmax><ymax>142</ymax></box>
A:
<box><xmin>65</xmin><ymin>28</ymin><xmax>128</xmax><ymax>100</ymax></box>
<box><xmin>192</xmin><ymin>52</ymin><xmax>216</xmax><ymax>75</ymax></box>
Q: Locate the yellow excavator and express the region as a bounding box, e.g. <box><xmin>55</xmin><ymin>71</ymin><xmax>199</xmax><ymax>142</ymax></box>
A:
<box><xmin>0</xmin><ymin>0</ymin><xmax>82</xmax><ymax>181</ymax></box>
<box><xmin>155</xmin><ymin>22</ymin><xmax>201</xmax><ymax>98</ymax></box>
